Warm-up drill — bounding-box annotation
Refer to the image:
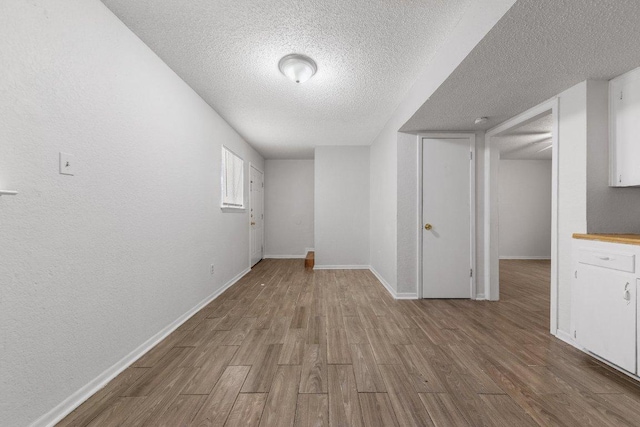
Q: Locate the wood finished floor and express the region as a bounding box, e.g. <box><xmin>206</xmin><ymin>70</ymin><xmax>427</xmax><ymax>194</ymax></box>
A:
<box><xmin>58</xmin><ymin>259</ymin><xmax>640</xmax><ymax>426</ymax></box>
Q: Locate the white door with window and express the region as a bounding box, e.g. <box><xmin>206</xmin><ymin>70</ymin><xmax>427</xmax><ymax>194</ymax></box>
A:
<box><xmin>422</xmin><ymin>137</ymin><xmax>474</xmax><ymax>298</ymax></box>
<box><xmin>250</xmin><ymin>166</ymin><xmax>264</xmax><ymax>267</ymax></box>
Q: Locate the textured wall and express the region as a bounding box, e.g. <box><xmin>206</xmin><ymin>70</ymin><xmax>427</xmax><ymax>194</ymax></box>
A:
<box><xmin>0</xmin><ymin>1</ymin><xmax>263</xmax><ymax>425</ymax></box>
<box><xmin>315</xmin><ymin>147</ymin><xmax>370</xmax><ymax>267</ymax></box>
<box><xmin>499</xmin><ymin>160</ymin><xmax>552</xmax><ymax>258</ymax></box>
<box><xmin>396</xmin><ymin>133</ymin><xmax>419</xmax><ymax>295</ymax></box>
<box><xmin>370</xmin><ymin>124</ymin><xmax>398</xmax><ymax>286</ymax></box>
<box><xmin>264</xmin><ymin>160</ymin><xmax>314</xmax><ymax>257</ymax></box>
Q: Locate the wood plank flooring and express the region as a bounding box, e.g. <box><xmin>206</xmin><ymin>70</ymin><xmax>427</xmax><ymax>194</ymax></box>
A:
<box><xmin>58</xmin><ymin>259</ymin><xmax>640</xmax><ymax>426</ymax></box>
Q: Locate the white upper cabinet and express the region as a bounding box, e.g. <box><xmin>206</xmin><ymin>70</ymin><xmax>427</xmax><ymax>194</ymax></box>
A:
<box><xmin>610</xmin><ymin>67</ymin><xmax>640</xmax><ymax>187</ymax></box>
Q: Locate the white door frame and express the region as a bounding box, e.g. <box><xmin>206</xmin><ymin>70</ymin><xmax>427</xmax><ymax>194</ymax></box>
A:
<box><xmin>417</xmin><ymin>133</ymin><xmax>476</xmax><ymax>299</ymax></box>
<box><xmin>249</xmin><ymin>163</ymin><xmax>264</xmax><ymax>267</ymax></box>
<box><xmin>484</xmin><ymin>97</ymin><xmax>559</xmax><ymax>334</ymax></box>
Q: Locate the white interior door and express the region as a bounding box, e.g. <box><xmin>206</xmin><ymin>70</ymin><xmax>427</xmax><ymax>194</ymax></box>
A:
<box><xmin>250</xmin><ymin>166</ymin><xmax>264</xmax><ymax>267</ymax></box>
<box><xmin>422</xmin><ymin>137</ymin><xmax>473</xmax><ymax>298</ymax></box>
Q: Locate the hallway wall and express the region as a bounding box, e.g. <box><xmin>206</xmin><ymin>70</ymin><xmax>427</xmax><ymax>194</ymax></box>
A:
<box><xmin>0</xmin><ymin>1</ymin><xmax>263</xmax><ymax>425</ymax></box>
<box><xmin>264</xmin><ymin>159</ymin><xmax>314</xmax><ymax>258</ymax></box>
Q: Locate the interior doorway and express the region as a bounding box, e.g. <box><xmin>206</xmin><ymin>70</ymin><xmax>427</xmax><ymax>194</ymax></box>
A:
<box><xmin>485</xmin><ymin>99</ymin><xmax>559</xmax><ymax>333</ymax></box>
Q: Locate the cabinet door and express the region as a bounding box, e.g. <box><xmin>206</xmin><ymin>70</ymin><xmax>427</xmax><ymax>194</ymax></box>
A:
<box><xmin>611</xmin><ymin>73</ymin><xmax>640</xmax><ymax>186</ymax></box>
<box><xmin>575</xmin><ymin>265</ymin><xmax>636</xmax><ymax>372</ymax></box>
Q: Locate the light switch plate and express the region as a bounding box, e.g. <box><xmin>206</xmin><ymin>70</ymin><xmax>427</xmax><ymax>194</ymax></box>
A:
<box><xmin>59</xmin><ymin>152</ymin><xmax>74</xmax><ymax>175</ymax></box>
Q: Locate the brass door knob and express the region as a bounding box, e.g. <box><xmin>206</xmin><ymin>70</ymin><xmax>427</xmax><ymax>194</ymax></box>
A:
<box><xmin>424</xmin><ymin>223</ymin><xmax>432</xmax><ymax>230</ymax></box>
<box><xmin>251</xmin><ymin>222</ymin><xmax>256</xmax><ymax>226</ymax></box>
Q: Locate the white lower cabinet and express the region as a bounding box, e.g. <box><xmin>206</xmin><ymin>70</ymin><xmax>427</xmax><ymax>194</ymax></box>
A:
<box><xmin>573</xmin><ymin>239</ymin><xmax>639</xmax><ymax>375</ymax></box>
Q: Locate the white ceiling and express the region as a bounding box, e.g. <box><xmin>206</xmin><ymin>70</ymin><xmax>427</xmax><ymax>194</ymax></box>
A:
<box><xmin>495</xmin><ymin>113</ymin><xmax>553</xmax><ymax>160</ymax></box>
<box><xmin>101</xmin><ymin>0</ymin><xmax>472</xmax><ymax>159</ymax></box>
<box><xmin>401</xmin><ymin>0</ymin><xmax>640</xmax><ymax>133</ymax></box>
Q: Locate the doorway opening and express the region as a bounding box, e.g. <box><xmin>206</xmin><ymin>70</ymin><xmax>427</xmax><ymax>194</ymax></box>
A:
<box><xmin>485</xmin><ymin>99</ymin><xmax>559</xmax><ymax>334</ymax></box>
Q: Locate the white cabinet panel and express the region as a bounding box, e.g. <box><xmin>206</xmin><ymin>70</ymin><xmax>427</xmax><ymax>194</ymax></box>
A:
<box><xmin>610</xmin><ymin>67</ymin><xmax>640</xmax><ymax>187</ymax></box>
<box><xmin>575</xmin><ymin>264</ymin><xmax>636</xmax><ymax>373</ymax></box>
<box><xmin>578</xmin><ymin>248</ymin><xmax>635</xmax><ymax>273</ymax></box>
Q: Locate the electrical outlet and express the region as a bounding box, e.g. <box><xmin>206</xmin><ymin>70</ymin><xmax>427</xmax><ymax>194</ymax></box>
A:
<box><xmin>210</xmin><ymin>264</ymin><xmax>215</xmax><ymax>275</ymax></box>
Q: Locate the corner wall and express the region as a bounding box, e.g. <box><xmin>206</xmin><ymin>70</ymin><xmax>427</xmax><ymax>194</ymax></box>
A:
<box><xmin>370</xmin><ymin>126</ymin><xmax>398</xmax><ymax>287</ymax></box>
<box><xmin>556</xmin><ymin>82</ymin><xmax>588</xmax><ymax>333</ymax></box>
<box><xmin>314</xmin><ymin>147</ymin><xmax>370</xmax><ymax>268</ymax></box>
<box><xmin>0</xmin><ymin>1</ymin><xmax>263</xmax><ymax>425</ymax></box>
<box><xmin>264</xmin><ymin>159</ymin><xmax>314</xmax><ymax>258</ymax></box>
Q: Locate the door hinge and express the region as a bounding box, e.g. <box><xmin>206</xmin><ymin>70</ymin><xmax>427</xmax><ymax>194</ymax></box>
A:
<box><xmin>470</xmin><ymin>268</ymin><xmax>473</xmax><ymax>277</ymax></box>
<box><xmin>470</xmin><ymin>152</ymin><xmax>473</xmax><ymax>160</ymax></box>
<box><xmin>574</xmin><ymin>330</ymin><xmax>577</xmax><ymax>339</ymax></box>
<box><xmin>620</xmin><ymin>90</ymin><xmax>623</xmax><ymax>100</ymax></box>
<box><xmin>620</xmin><ymin>174</ymin><xmax>623</xmax><ymax>184</ymax></box>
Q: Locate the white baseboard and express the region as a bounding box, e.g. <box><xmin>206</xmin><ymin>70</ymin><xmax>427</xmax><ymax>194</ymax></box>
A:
<box><xmin>369</xmin><ymin>266</ymin><xmax>396</xmax><ymax>297</ymax></box>
<box><xmin>499</xmin><ymin>256</ymin><xmax>551</xmax><ymax>260</ymax></box>
<box><xmin>475</xmin><ymin>293</ymin><xmax>486</xmax><ymax>300</ymax></box>
<box><xmin>369</xmin><ymin>266</ymin><xmax>418</xmax><ymax>300</ymax></box>
<box><xmin>313</xmin><ymin>265</ymin><xmax>370</xmax><ymax>270</ymax></box>
<box><xmin>553</xmin><ymin>329</ymin><xmax>579</xmax><ymax>348</ymax></box>
<box><xmin>264</xmin><ymin>254</ymin><xmax>305</xmax><ymax>259</ymax></box>
<box><xmin>396</xmin><ymin>292</ymin><xmax>419</xmax><ymax>300</ymax></box>
<box><xmin>31</xmin><ymin>267</ymin><xmax>250</xmax><ymax>427</ymax></box>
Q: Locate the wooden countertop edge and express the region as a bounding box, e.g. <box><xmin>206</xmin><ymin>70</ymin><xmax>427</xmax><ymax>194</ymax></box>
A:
<box><xmin>573</xmin><ymin>233</ymin><xmax>640</xmax><ymax>246</ymax></box>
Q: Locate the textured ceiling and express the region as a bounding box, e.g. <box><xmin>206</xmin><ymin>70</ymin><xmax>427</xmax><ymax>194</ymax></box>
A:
<box><xmin>495</xmin><ymin>113</ymin><xmax>553</xmax><ymax>160</ymax></box>
<box><xmin>101</xmin><ymin>0</ymin><xmax>472</xmax><ymax>158</ymax></box>
<box><xmin>401</xmin><ymin>0</ymin><xmax>640</xmax><ymax>133</ymax></box>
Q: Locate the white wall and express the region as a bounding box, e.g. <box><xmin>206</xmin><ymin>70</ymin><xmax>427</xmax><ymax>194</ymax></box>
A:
<box><xmin>315</xmin><ymin>147</ymin><xmax>370</xmax><ymax>268</ymax></box>
<box><xmin>0</xmin><ymin>1</ymin><xmax>263</xmax><ymax>426</ymax></box>
<box><xmin>264</xmin><ymin>160</ymin><xmax>314</xmax><ymax>258</ymax></box>
<box><xmin>370</xmin><ymin>125</ymin><xmax>398</xmax><ymax>285</ymax></box>
<box><xmin>499</xmin><ymin>160</ymin><xmax>552</xmax><ymax>259</ymax></box>
<box><xmin>557</xmin><ymin>81</ymin><xmax>588</xmax><ymax>333</ymax></box>
<box><xmin>396</xmin><ymin>133</ymin><xmax>419</xmax><ymax>295</ymax></box>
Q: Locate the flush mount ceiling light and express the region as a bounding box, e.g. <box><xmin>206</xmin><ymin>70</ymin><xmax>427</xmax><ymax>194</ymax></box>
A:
<box><xmin>474</xmin><ymin>117</ymin><xmax>489</xmax><ymax>125</ymax></box>
<box><xmin>278</xmin><ymin>54</ymin><xmax>317</xmax><ymax>84</ymax></box>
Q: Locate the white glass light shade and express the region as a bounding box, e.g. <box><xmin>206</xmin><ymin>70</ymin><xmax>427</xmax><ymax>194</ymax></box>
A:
<box><xmin>278</xmin><ymin>54</ymin><xmax>317</xmax><ymax>83</ymax></box>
